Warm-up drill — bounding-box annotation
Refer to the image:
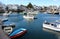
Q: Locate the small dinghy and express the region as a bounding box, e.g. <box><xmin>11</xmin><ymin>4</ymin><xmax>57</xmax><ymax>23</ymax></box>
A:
<box><xmin>9</xmin><ymin>28</ymin><xmax>27</xmax><ymax>39</ymax></box>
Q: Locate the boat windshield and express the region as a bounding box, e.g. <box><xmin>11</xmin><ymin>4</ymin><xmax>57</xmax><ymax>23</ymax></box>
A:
<box><xmin>51</xmin><ymin>24</ymin><xmax>57</xmax><ymax>27</ymax></box>
<box><xmin>44</xmin><ymin>22</ymin><xmax>50</xmax><ymax>24</ymax></box>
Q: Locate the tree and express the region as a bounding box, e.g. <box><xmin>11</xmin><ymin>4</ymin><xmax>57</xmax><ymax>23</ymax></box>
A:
<box><xmin>27</xmin><ymin>3</ymin><xmax>34</xmax><ymax>9</ymax></box>
<box><xmin>6</xmin><ymin>6</ymin><xmax>8</xmax><ymax>11</ymax></box>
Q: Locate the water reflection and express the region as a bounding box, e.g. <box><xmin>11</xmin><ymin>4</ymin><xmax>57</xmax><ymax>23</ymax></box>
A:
<box><xmin>43</xmin><ymin>28</ymin><xmax>60</xmax><ymax>39</ymax></box>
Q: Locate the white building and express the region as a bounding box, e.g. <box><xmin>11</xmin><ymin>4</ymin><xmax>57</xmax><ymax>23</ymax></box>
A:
<box><xmin>19</xmin><ymin>5</ymin><xmax>27</xmax><ymax>11</ymax></box>
<box><xmin>47</xmin><ymin>6</ymin><xmax>58</xmax><ymax>14</ymax></box>
<box><xmin>0</xmin><ymin>3</ymin><xmax>6</xmax><ymax>12</ymax></box>
<box><xmin>33</xmin><ymin>5</ymin><xmax>42</xmax><ymax>11</ymax></box>
<box><xmin>7</xmin><ymin>4</ymin><xmax>18</xmax><ymax>11</ymax></box>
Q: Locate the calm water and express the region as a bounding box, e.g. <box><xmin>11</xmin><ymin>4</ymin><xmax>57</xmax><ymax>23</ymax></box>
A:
<box><xmin>2</xmin><ymin>13</ymin><xmax>60</xmax><ymax>39</ymax></box>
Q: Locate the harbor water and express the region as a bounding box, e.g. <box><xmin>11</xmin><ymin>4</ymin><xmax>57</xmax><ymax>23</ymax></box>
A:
<box><xmin>1</xmin><ymin>13</ymin><xmax>60</xmax><ymax>39</ymax></box>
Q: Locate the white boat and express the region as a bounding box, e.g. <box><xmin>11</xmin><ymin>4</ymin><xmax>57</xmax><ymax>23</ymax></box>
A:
<box><xmin>43</xmin><ymin>28</ymin><xmax>60</xmax><ymax>35</ymax></box>
<box><xmin>23</xmin><ymin>12</ymin><xmax>34</xmax><ymax>19</ymax></box>
<box><xmin>43</xmin><ymin>21</ymin><xmax>60</xmax><ymax>31</ymax></box>
<box><xmin>3</xmin><ymin>11</ymin><xmax>12</xmax><ymax>16</ymax></box>
<box><xmin>23</xmin><ymin>15</ymin><xmax>34</xmax><ymax>19</ymax></box>
<box><xmin>3</xmin><ymin>26</ymin><xmax>13</xmax><ymax>34</ymax></box>
<box><xmin>2</xmin><ymin>23</ymin><xmax>15</xmax><ymax>34</ymax></box>
<box><xmin>0</xmin><ymin>26</ymin><xmax>10</xmax><ymax>39</ymax></box>
<box><xmin>47</xmin><ymin>10</ymin><xmax>59</xmax><ymax>14</ymax></box>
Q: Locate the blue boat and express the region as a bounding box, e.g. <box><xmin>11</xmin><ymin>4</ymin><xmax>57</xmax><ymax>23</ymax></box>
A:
<box><xmin>9</xmin><ymin>28</ymin><xmax>27</xmax><ymax>39</ymax></box>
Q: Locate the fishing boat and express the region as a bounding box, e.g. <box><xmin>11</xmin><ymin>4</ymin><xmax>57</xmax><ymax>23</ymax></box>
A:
<box><xmin>23</xmin><ymin>12</ymin><xmax>34</xmax><ymax>19</ymax></box>
<box><xmin>23</xmin><ymin>15</ymin><xmax>34</xmax><ymax>19</ymax></box>
<box><xmin>2</xmin><ymin>24</ymin><xmax>27</xmax><ymax>39</ymax></box>
<box><xmin>43</xmin><ymin>20</ymin><xmax>60</xmax><ymax>31</ymax></box>
<box><xmin>23</xmin><ymin>10</ymin><xmax>39</xmax><ymax>19</ymax></box>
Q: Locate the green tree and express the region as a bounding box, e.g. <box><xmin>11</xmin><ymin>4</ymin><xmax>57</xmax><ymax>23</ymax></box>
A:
<box><xmin>27</xmin><ymin>3</ymin><xmax>34</xmax><ymax>9</ymax></box>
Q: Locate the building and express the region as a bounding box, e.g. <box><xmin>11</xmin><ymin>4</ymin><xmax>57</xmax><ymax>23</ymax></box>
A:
<box><xmin>58</xmin><ymin>6</ymin><xmax>60</xmax><ymax>13</ymax></box>
<box><xmin>19</xmin><ymin>5</ymin><xmax>27</xmax><ymax>12</ymax></box>
<box><xmin>33</xmin><ymin>5</ymin><xmax>42</xmax><ymax>11</ymax></box>
<box><xmin>47</xmin><ymin>6</ymin><xmax>58</xmax><ymax>14</ymax></box>
<box><xmin>0</xmin><ymin>3</ymin><xmax>6</xmax><ymax>13</ymax></box>
<box><xmin>7</xmin><ymin>4</ymin><xmax>19</xmax><ymax>12</ymax></box>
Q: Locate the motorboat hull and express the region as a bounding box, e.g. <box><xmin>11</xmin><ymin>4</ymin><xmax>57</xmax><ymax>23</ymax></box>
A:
<box><xmin>43</xmin><ymin>24</ymin><xmax>60</xmax><ymax>31</ymax></box>
<box><xmin>23</xmin><ymin>15</ymin><xmax>34</xmax><ymax>19</ymax></box>
<box><xmin>9</xmin><ymin>28</ymin><xmax>27</xmax><ymax>39</ymax></box>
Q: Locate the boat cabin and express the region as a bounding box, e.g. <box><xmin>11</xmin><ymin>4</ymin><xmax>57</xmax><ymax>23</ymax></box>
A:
<box><xmin>44</xmin><ymin>22</ymin><xmax>50</xmax><ymax>25</ymax></box>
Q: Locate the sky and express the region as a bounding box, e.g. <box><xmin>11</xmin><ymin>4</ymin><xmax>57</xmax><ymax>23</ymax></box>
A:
<box><xmin>0</xmin><ymin>0</ymin><xmax>60</xmax><ymax>6</ymax></box>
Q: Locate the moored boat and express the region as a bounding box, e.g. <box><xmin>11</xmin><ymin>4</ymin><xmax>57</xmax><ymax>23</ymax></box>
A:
<box><xmin>9</xmin><ymin>28</ymin><xmax>27</xmax><ymax>39</ymax></box>
<box><xmin>3</xmin><ymin>11</ymin><xmax>12</xmax><ymax>16</ymax></box>
<box><xmin>23</xmin><ymin>15</ymin><xmax>34</xmax><ymax>19</ymax></box>
<box><xmin>2</xmin><ymin>23</ymin><xmax>15</xmax><ymax>34</ymax></box>
<box><xmin>43</xmin><ymin>20</ymin><xmax>60</xmax><ymax>31</ymax></box>
<box><xmin>23</xmin><ymin>12</ymin><xmax>34</xmax><ymax>19</ymax></box>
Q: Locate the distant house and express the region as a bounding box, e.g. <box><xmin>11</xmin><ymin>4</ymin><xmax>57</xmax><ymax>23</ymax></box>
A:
<box><xmin>19</xmin><ymin>5</ymin><xmax>27</xmax><ymax>12</ymax></box>
<box><xmin>39</xmin><ymin>6</ymin><xmax>48</xmax><ymax>12</ymax></box>
<box><xmin>58</xmin><ymin>6</ymin><xmax>60</xmax><ymax>13</ymax></box>
<box><xmin>47</xmin><ymin>6</ymin><xmax>58</xmax><ymax>13</ymax></box>
<box><xmin>33</xmin><ymin>5</ymin><xmax>42</xmax><ymax>11</ymax></box>
<box><xmin>7</xmin><ymin>4</ymin><xmax>18</xmax><ymax>12</ymax></box>
<box><xmin>0</xmin><ymin>3</ymin><xmax>6</xmax><ymax>13</ymax></box>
